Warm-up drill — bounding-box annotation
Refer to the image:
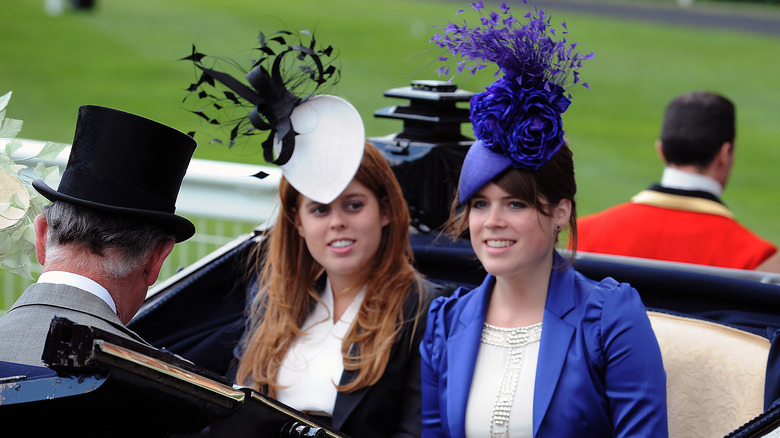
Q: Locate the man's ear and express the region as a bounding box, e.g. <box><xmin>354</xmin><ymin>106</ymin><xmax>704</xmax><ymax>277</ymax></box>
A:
<box><xmin>712</xmin><ymin>141</ymin><xmax>735</xmax><ymax>188</ymax></box>
<box><xmin>143</xmin><ymin>240</ymin><xmax>175</xmax><ymax>286</ymax></box>
<box><xmin>655</xmin><ymin>140</ymin><xmax>666</xmax><ymax>163</ymax></box>
<box><xmin>34</xmin><ymin>214</ymin><xmax>48</xmax><ymax>265</ymax></box>
<box><xmin>717</xmin><ymin>141</ymin><xmax>735</xmax><ymax>164</ymax></box>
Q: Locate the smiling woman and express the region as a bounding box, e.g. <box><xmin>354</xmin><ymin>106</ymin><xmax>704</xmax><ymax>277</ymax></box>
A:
<box><xmin>236</xmin><ymin>141</ymin><xmax>445</xmax><ymax>438</ymax></box>
<box><xmin>466</xmin><ymin>178</ymin><xmax>571</xmax><ymax>300</ymax></box>
<box><xmin>294</xmin><ymin>178</ymin><xmax>390</xmax><ymax>302</ymax></box>
<box><xmin>180</xmin><ymin>25</ymin><xmax>448</xmax><ymax>438</ymax></box>
<box><xmin>420</xmin><ymin>3</ymin><xmax>667</xmax><ymax>437</ymax></box>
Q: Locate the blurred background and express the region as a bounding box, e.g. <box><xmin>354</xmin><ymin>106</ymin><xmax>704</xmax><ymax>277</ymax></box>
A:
<box><xmin>2</xmin><ymin>0</ymin><xmax>780</xmax><ymax>309</ymax></box>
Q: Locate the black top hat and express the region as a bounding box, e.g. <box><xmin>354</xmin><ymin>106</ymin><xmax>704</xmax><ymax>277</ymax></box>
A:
<box><xmin>33</xmin><ymin>105</ymin><xmax>197</xmax><ymax>242</ymax></box>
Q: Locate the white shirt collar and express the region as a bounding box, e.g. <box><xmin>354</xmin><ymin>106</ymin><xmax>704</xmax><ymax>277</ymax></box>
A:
<box><xmin>37</xmin><ymin>271</ymin><xmax>117</xmax><ymax>314</ymax></box>
<box><xmin>274</xmin><ymin>279</ymin><xmax>367</xmax><ymax>416</ymax></box>
<box><xmin>320</xmin><ymin>278</ymin><xmax>366</xmax><ymax>325</ymax></box>
<box><xmin>661</xmin><ymin>167</ymin><xmax>723</xmax><ymax>198</ymax></box>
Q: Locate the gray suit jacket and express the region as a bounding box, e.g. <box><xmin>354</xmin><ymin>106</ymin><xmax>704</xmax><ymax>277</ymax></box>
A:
<box><xmin>0</xmin><ymin>282</ymin><xmax>151</xmax><ymax>366</ymax></box>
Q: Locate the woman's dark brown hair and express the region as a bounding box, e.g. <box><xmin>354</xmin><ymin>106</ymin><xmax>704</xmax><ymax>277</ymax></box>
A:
<box><xmin>446</xmin><ymin>143</ymin><xmax>578</xmax><ymax>255</ymax></box>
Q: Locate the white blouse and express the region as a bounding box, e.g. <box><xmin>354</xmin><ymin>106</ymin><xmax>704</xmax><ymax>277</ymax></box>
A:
<box><xmin>275</xmin><ymin>279</ymin><xmax>366</xmax><ymax>416</ymax></box>
<box><xmin>465</xmin><ymin>322</ymin><xmax>543</xmax><ymax>438</ymax></box>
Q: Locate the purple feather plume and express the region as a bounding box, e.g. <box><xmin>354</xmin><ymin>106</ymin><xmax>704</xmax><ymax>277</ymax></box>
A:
<box><xmin>431</xmin><ymin>1</ymin><xmax>594</xmax><ymax>170</ymax></box>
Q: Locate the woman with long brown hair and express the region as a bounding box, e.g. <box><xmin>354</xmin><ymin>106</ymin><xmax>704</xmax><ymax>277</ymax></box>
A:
<box><xmin>235</xmin><ymin>142</ymin><xmax>437</xmax><ymax>437</ymax></box>
<box><xmin>184</xmin><ymin>28</ymin><xmax>444</xmax><ymax>437</ymax></box>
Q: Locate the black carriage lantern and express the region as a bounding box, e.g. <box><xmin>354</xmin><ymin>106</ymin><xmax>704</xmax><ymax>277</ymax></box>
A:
<box><xmin>368</xmin><ymin>80</ymin><xmax>473</xmax><ymax>233</ymax></box>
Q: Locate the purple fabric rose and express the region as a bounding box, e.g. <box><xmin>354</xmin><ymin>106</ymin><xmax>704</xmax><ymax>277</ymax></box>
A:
<box><xmin>469</xmin><ymin>79</ymin><xmax>516</xmax><ymax>149</ymax></box>
<box><xmin>505</xmin><ymin>86</ymin><xmax>570</xmax><ymax>169</ymax></box>
<box><xmin>471</xmin><ymin>78</ymin><xmax>571</xmax><ymax>169</ymax></box>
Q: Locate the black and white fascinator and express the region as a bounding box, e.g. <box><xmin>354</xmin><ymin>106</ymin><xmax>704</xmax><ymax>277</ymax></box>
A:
<box><xmin>184</xmin><ymin>30</ymin><xmax>365</xmax><ymax>204</ymax></box>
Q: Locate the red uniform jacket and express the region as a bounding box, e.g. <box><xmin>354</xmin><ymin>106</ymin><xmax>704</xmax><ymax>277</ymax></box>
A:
<box><xmin>577</xmin><ymin>186</ymin><xmax>777</xmax><ymax>270</ymax></box>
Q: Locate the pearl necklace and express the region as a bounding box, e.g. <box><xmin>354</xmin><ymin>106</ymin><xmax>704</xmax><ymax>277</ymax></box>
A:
<box><xmin>481</xmin><ymin>322</ymin><xmax>543</xmax><ymax>438</ymax></box>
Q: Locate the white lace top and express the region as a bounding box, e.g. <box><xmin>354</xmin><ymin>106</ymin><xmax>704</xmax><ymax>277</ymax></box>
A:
<box><xmin>465</xmin><ymin>322</ymin><xmax>543</xmax><ymax>438</ymax></box>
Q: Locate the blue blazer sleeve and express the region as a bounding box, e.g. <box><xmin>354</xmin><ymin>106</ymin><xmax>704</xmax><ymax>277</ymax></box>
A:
<box><xmin>533</xmin><ymin>271</ymin><xmax>668</xmax><ymax>437</ymax></box>
<box><xmin>421</xmin><ymin>295</ymin><xmax>447</xmax><ymax>438</ymax></box>
<box><xmin>587</xmin><ymin>277</ymin><xmax>669</xmax><ymax>437</ymax></box>
<box><xmin>421</xmin><ymin>280</ymin><xmax>491</xmax><ymax>438</ymax></box>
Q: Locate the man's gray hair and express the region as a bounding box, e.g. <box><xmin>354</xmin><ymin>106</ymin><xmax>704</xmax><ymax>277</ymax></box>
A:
<box><xmin>42</xmin><ymin>202</ymin><xmax>175</xmax><ymax>278</ymax></box>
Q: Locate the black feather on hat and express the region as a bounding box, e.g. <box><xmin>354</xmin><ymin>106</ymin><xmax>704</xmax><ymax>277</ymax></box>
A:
<box><xmin>182</xmin><ymin>29</ymin><xmax>365</xmax><ymax>204</ymax></box>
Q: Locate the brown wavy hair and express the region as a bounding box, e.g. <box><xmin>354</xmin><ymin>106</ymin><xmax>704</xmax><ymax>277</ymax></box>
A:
<box><xmin>235</xmin><ymin>142</ymin><xmax>422</xmax><ymax>395</ymax></box>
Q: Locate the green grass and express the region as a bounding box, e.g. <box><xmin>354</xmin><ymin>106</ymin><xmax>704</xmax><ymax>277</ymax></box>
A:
<box><xmin>3</xmin><ymin>0</ymin><xmax>780</xmax><ymax>247</ymax></box>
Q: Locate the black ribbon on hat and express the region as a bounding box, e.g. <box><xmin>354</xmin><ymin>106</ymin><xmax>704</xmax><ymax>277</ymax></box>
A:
<box><xmin>183</xmin><ymin>30</ymin><xmax>338</xmax><ymax>171</ymax></box>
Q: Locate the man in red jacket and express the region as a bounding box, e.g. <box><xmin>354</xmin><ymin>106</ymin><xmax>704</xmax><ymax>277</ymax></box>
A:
<box><xmin>577</xmin><ymin>91</ymin><xmax>778</xmax><ymax>271</ymax></box>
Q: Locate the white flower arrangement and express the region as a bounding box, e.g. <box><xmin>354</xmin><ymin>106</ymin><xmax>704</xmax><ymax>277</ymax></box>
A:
<box><xmin>1</xmin><ymin>91</ymin><xmax>67</xmax><ymax>278</ymax></box>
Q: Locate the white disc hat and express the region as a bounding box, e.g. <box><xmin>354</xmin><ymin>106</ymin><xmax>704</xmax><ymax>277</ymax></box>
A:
<box><xmin>184</xmin><ymin>29</ymin><xmax>366</xmax><ymax>204</ymax></box>
<box><xmin>275</xmin><ymin>95</ymin><xmax>365</xmax><ymax>204</ymax></box>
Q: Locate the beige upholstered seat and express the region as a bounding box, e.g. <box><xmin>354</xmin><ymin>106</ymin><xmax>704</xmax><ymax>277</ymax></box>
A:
<box><xmin>648</xmin><ymin>311</ymin><xmax>770</xmax><ymax>438</ymax></box>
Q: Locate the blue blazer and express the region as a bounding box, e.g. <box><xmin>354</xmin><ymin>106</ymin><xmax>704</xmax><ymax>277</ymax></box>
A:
<box><xmin>421</xmin><ymin>255</ymin><xmax>668</xmax><ymax>438</ymax></box>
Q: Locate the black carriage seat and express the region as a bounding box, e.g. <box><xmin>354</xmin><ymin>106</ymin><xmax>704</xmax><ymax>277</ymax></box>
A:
<box><xmin>129</xmin><ymin>232</ymin><xmax>261</xmax><ymax>377</ymax></box>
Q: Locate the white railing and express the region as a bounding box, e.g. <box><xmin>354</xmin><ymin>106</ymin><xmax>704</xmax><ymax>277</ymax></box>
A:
<box><xmin>2</xmin><ymin>139</ymin><xmax>281</xmax><ymax>311</ymax></box>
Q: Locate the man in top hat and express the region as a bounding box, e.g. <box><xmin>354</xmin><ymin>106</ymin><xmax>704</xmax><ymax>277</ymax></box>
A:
<box><xmin>577</xmin><ymin>91</ymin><xmax>778</xmax><ymax>271</ymax></box>
<box><xmin>0</xmin><ymin>105</ymin><xmax>197</xmax><ymax>367</ymax></box>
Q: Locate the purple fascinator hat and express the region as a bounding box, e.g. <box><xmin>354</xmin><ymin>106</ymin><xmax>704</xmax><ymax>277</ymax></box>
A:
<box><xmin>431</xmin><ymin>0</ymin><xmax>593</xmax><ymax>203</ymax></box>
<box><xmin>182</xmin><ymin>30</ymin><xmax>364</xmax><ymax>204</ymax></box>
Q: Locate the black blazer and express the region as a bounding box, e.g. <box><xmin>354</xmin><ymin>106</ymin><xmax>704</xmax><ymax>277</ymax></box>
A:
<box><xmin>233</xmin><ymin>278</ymin><xmax>451</xmax><ymax>438</ymax></box>
<box><xmin>332</xmin><ymin>279</ymin><xmax>451</xmax><ymax>438</ymax></box>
